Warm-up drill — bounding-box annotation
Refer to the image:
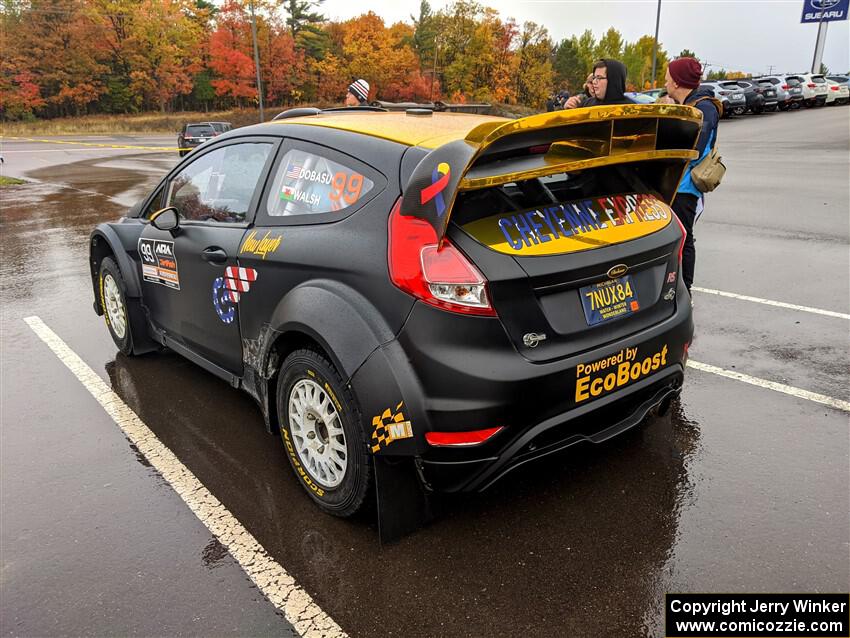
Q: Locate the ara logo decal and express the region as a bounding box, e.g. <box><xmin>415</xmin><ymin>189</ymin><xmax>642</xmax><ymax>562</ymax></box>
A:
<box><xmin>420</xmin><ymin>162</ymin><xmax>451</xmax><ymax>217</ymax></box>
<box><xmin>371</xmin><ymin>401</ymin><xmax>413</xmax><ymax>453</ymax></box>
<box><xmin>212</xmin><ymin>267</ymin><xmax>258</xmax><ymax>324</ymax></box>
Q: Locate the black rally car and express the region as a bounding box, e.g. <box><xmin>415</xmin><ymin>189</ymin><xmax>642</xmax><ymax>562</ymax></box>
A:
<box><xmin>90</xmin><ymin>104</ymin><xmax>700</xmax><ymax>538</ymax></box>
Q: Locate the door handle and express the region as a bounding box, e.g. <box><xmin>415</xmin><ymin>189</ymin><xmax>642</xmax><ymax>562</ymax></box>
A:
<box><xmin>202</xmin><ymin>247</ymin><xmax>228</xmax><ymax>264</ymax></box>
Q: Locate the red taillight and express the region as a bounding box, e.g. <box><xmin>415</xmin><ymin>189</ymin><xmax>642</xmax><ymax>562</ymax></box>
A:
<box><xmin>425</xmin><ymin>427</ymin><xmax>504</xmax><ymax>447</ymax></box>
<box><xmin>830</xmin><ymin>86</ymin><xmax>839</xmax><ymax>91</ymax></box>
<box><xmin>781</xmin><ymin>84</ymin><xmax>789</xmax><ymax>89</ymax></box>
<box><xmin>388</xmin><ymin>199</ymin><xmax>496</xmax><ymax>316</ymax></box>
<box><xmin>807</xmin><ymin>83</ymin><xmax>816</xmax><ymax>88</ymax></box>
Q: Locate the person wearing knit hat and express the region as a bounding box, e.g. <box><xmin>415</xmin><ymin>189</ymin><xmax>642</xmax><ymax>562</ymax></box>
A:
<box><xmin>664</xmin><ymin>57</ymin><xmax>722</xmax><ymax>295</ymax></box>
<box><xmin>345</xmin><ymin>79</ymin><xmax>370</xmax><ymax>106</ymax></box>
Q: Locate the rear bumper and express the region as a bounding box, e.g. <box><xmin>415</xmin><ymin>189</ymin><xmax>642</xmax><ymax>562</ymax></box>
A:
<box><xmin>353</xmin><ymin>277</ymin><xmax>693</xmax><ymax>492</ymax></box>
<box><xmin>420</xmin><ymin>366</ymin><xmax>683</xmax><ymax>492</ymax></box>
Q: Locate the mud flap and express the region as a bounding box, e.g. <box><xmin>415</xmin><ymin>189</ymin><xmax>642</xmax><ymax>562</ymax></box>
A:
<box><xmin>373</xmin><ymin>455</ymin><xmax>434</xmax><ymax>544</ymax></box>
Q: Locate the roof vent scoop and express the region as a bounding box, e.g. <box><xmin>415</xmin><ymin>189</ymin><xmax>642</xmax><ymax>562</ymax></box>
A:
<box><xmin>406</xmin><ymin>108</ymin><xmax>433</xmax><ymax>117</ymax></box>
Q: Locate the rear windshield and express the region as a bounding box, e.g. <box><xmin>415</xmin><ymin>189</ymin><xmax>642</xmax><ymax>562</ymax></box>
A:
<box><xmin>827</xmin><ymin>76</ymin><xmax>848</xmax><ymax>83</ymax></box>
<box><xmin>207</xmin><ymin>123</ymin><xmax>225</xmax><ymax>133</ymax></box>
<box><xmin>811</xmin><ymin>75</ymin><xmax>826</xmax><ymax>84</ymax></box>
<box><xmin>763</xmin><ymin>77</ymin><xmax>780</xmax><ymax>85</ymax></box>
<box><xmin>719</xmin><ymin>82</ymin><xmax>743</xmax><ymax>89</ymax></box>
<box><xmin>186</xmin><ymin>125</ymin><xmax>214</xmax><ymax>136</ymax></box>
<box><xmin>786</xmin><ymin>77</ymin><xmax>802</xmax><ymax>85</ymax></box>
<box><xmin>758</xmin><ymin>81</ymin><xmax>774</xmax><ymax>88</ymax></box>
<box><xmin>453</xmin><ymin>165</ymin><xmax>654</xmax><ymax>228</ymax></box>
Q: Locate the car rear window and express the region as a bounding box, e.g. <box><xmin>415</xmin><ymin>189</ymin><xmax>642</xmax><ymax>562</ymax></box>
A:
<box><xmin>786</xmin><ymin>77</ymin><xmax>802</xmax><ymax>85</ymax></box>
<box><xmin>453</xmin><ymin>165</ymin><xmax>654</xmax><ymax>229</ymax></box>
<box><xmin>720</xmin><ymin>82</ymin><xmax>743</xmax><ymax>89</ymax></box>
<box><xmin>764</xmin><ymin>77</ymin><xmax>780</xmax><ymax>85</ymax></box>
<box><xmin>186</xmin><ymin>125</ymin><xmax>215</xmax><ymax>137</ymax></box>
<box><xmin>266</xmin><ymin>148</ymin><xmax>375</xmax><ymax>217</ymax></box>
<box><xmin>758</xmin><ymin>81</ymin><xmax>773</xmax><ymax>88</ymax></box>
<box><xmin>811</xmin><ymin>75</ymin><xmax>826</xmax><ymax>84</ymax></box>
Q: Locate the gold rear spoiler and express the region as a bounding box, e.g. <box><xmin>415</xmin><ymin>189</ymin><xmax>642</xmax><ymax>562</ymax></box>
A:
<box><xmin>400</xmin><ymin>104</ymin><xmax>702</xmax><ymax>242</ymax></box>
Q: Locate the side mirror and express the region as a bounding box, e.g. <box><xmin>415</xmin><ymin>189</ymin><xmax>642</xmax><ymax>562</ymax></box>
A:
<box><xmin>150</xmin><ymin>207</ymin><xmax>180</xmax><ymax>233</ymax></box>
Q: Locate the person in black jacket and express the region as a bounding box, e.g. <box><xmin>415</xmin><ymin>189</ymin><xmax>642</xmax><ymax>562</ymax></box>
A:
<box><xmin>663</xmin><ymin>57</ymin><xmax>721</xmax><ymax>293</ymax></box>
<box><xmin>564</xmin><ymin>59</ymin><xmax>632</xmax><ymax>108</ymax></box>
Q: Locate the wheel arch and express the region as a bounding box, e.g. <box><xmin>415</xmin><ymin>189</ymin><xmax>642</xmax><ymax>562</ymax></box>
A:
<box><xmin>90</xmin><ymin>223</ymin><xmax>143</xmax><ymax>314</ymax></box>
<box><xmin>257</xmin><ymin>282</ymin><xmax>408</xmax><ymax>434</ymax></box>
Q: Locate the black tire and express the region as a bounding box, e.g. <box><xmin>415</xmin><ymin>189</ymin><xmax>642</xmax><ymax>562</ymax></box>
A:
<box><xmin>98</xmin><ymin>257</ymin><xmax>136</xmax><ymax>356</ymax></box>
<box><xmin>276</xmin><ymin>348</ymin><xmax>371</xmax><ymax>517</ymax></box>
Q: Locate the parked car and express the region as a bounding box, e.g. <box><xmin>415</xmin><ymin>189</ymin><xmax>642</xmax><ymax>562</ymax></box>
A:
<box><xmin>787</xmin><ymin>73</ymin><xmax>829</xmax><ymax>107</ymax></box>
<box><xmin>701</xmin><ymin>82</ymin><xmax>746</xmax><ymax>117</ymax></box>
<box><xmin>755</xmin><ymin>75</ymin><xmax>804</xmax><ymax>110</ymax></box>
<box><xmin>826</xmin><ymin>79</ymin><xmax>849</xmax><ymax>105</ymax></box>
<box><xmin>735</xmin><ymin>79</ymin><xmax>779</xmax><ymax>112</ymax></box>
<box><xmin>626</xmin><ymin>91</ymin><xmax>656</xmax><ymax>104</ymax></box>
<box><xmin>89</xmin><ymin>104</ymin><xmax>699</xmax><ymax>533</ymax></box>
<box><xmin>640</xmin><ymin>88</ymin><xmax>666</xmax><ymax>101</ymax></box>
<box><xmin>203</xmin><ymin>121</ymin><xmax>234</xmax><ymax>135</ymax></box>
<box><xmin>177</xmin><ymin>123</ymin><xmax>216</xmax><ymax>157</ymax></box>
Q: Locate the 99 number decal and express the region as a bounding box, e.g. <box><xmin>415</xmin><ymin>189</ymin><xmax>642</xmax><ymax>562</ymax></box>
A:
<box><xmin>140</xmin><ymin>242</ymin><xmax>156</xmax><ymax>262</ymax></box>
<box><xmin>329</xmin><ymin>172</ymin><xmax>364</xmax><ymax>209</ymax></box>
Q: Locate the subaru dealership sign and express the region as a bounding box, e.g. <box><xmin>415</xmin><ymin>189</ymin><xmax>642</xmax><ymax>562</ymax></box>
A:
<box><xmin>801</xmin><ymin>0</ymin><xmax>849</xmax><ymax>22</ymax></box>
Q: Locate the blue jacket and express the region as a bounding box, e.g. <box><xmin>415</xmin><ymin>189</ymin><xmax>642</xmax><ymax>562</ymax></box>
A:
<box><xmin>678</xmin><ymin>86</ymin><xmax>721</xmax><ymax>197</ymax></box>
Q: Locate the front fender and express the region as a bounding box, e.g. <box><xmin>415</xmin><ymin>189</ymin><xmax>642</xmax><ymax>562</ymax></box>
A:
<box><xmin>90</xmin><ymin>221</ymin><xmax>144</xmax><ymax>307</ymax></box>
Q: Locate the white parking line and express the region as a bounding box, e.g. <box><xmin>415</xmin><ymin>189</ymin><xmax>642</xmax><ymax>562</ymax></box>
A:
<box><xmin>692</xmin><ymin>286</ymin><xmax>850</xmax><ymax>320</ymax></box>
<box><xmin>688</xmin><ymin>359</ymin><xmax>850</xmax><ymax>412</ymax></box>
<box><xmin>23</xmin><ymin>316</ymin><xmax>346</xmax><ymax>638</ymax></box>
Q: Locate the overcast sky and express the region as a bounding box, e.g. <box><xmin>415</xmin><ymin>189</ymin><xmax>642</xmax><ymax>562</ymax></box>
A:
<box><xmin>320</xmin><ymin>0</ymin><xmax>849</xmax><ymax>76</ymax></box>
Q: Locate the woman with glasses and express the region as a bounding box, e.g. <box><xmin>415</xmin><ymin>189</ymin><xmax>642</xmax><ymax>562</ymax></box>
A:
<box><xmin>565</xmin><ymin>59</ymin><xmax>632</xmax><ymax>108</ymax></box>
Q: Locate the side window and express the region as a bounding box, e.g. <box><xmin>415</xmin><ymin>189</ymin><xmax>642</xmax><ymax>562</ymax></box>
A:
<box><xmin>266</xmin><ymin>147</ymin><xmax>375</xmax><ymax>217</ymax></box>
<box><xmin>167</xmin><ymin>142</ymin><xmax>272</xmax><ymax>223</ymax></box>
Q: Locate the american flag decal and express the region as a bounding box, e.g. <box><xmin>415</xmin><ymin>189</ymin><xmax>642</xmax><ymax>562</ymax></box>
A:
<box><xmin>285</xmin><ymin>164</ymin><xmax>302</xmax><ymax>180</ymax></box>
<box><xmin>223</xmin><ymin>266</ymin><xmax>258</xmax><ymax>303</ymax></box>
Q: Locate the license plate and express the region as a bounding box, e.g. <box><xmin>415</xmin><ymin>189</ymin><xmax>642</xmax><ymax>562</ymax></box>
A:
<box><xmin>580</xmin><ymin>276</ymin><xmax>640</xmax><ymax>326</ymax></box>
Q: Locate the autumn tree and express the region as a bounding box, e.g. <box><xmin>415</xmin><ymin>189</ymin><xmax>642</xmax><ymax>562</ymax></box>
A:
<box><xmin>514</xmin><ymin>21</ymin><xmax>552</xmax><ymax>108</ymax></box>
<box><xmin>595</xmin><ymin>27</ymin><xmax>623</xmax><ymax>61</ymax></box>
<box><xmin>678</xmin><ymin>48</ymin><xmax>697</xmax><ymax>60</ymax></box>
<box><xmin>1</xmin><ymin>0</ymin><xmax>109</xmax><ymax>117</ymax></box>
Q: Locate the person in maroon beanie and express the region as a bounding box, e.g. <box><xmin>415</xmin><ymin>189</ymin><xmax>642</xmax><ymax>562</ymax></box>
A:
<box><xmin>664</xmin><ymin>57</ymin><xmax>722</xmax><ymax>296</ymax></box>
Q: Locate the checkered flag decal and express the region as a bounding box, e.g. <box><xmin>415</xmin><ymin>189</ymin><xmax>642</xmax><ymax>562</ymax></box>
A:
<box><xmin>371</xmin><ymin>401</ymin><xmax>406</xmax><ymax>453</ymax></box>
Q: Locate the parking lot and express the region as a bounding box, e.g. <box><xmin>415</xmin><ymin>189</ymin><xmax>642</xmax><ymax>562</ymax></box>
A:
<box><xmin>1</xmin><ymin>107</ymin><xmax>848</xmax><ymax>637</ymax></box>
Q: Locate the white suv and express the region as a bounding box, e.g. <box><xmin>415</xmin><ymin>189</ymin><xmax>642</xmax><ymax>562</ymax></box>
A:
<box><xmin>787</xmin><ymin>73</ymin><xmax>829</xmax><ymax>107</ymax></box>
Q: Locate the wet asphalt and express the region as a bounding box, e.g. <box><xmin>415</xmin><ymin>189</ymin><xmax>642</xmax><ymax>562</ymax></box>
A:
<box><xmin>1</xmin><ymin>108</ymin><xmax>848</xmax><ymax>637</ymax></box>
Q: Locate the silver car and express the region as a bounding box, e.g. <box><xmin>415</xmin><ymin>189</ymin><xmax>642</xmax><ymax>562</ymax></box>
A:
<box><xmin>787</xmin><ymin>73</ymin><xmax>829</xmax><ymax>107</ymax></box>
<box><xmin>700</xmin><ymin>82</ymin><xmax>747</xmax><ymax>117</ymax></box>
<box><xmin>755</xmin><ymin>75</ymin><xmax>805</xmax><ymax>110</ymax></box>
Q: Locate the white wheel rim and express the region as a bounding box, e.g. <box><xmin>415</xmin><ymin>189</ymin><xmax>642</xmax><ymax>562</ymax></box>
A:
<box><xmin>288</xmin><ymin>379</ymin><xmax>347</xmax><ymax>489</ymax></box>
<box><xmin>103</xmin><ymin>274</ymin><xmax>127</xmax><ymax>339</ymax></box>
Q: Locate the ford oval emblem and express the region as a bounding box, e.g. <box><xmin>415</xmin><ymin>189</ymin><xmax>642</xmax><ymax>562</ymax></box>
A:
<box><xmin>607</xmin><ymin>264</ymin><xmax>628</xmax><ymax>278</ymax></box>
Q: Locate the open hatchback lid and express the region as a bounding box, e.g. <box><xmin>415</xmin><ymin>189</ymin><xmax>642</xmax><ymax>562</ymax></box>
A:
<box><xmin>400</xmin><ymin>103</ymin><xmax>703</xmax><ymax>245</ymax></box>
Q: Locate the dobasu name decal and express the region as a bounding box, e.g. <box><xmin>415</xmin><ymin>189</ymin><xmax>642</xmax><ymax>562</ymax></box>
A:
<box><xmin>463</xmin><ymin>193</ymin><xmax>672</xmax><ymax>256</ymax></box>
<box><xmin>575</xmin><ymin>343</ymin><xmax>668</xmax><ymax>403</ymax></box>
